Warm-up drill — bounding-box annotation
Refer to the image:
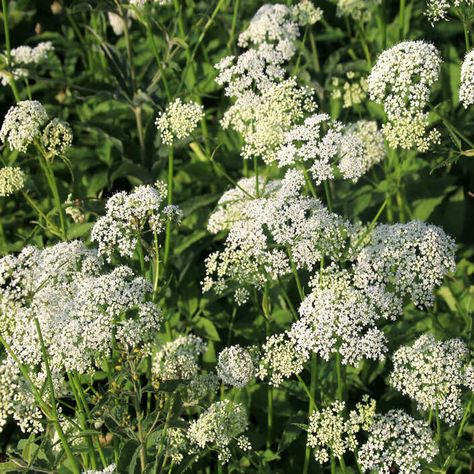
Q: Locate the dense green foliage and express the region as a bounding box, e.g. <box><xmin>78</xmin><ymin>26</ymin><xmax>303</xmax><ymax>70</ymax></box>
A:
<box><xmin>0</xmin><ymin>0</ymin><xmax>473</xmax><ymax>473</ymax></box>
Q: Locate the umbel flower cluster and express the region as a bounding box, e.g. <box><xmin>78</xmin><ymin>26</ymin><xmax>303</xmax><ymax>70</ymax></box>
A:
<box><xmin>0</xmin><ymin>41</ymin><xmax>54</xmax><ymax>86</ymax></box>
<box><xmin>307</xmin><ymin>397</ymin><xmax>376</xmax><ymax>463</ymax></box>
<box><xmin>0</xmin><ymin>100</ymin><xmax>73</xmax><ymax>157</ymax></box>
<box><xmin>0</xmin><ymin>166</ymin><xmax>25</xmax><ymax>197</ymax></box>
<box><xmin>390</xmin><ymin>334</ymin><xmax>473</xmax><ymax>425</ymax></box>
<box><xmin>0</xmin><ymin>241</ymin><xmax>162</xmax><ymax>432</ymax></box>
<box><xmin>203</xmin><ymin>169</ymin><xmax>352</xmax><ymax>305</ymax></box>
<box><xmin>91</xmin><ymin>181</ymin><xmax>182</xmax><ymax>261</ymax></box>
<box><xmin>460</xmin><ymin>49</ymin><xmax>474</xmax><ymax>108</ymax></box>
<box><xmin>368</xmin><ymin>40</ymin><xmax>442</xmax><ymax>151</ymax></box>
<box><xmin>253</xmin><ymin>220</ymin><xmax>455</xmax><ymax>387</ymax></box>
<box><xmin>155</xmin><ymin>98</ymin><xmax>204</xmax><ymax>145</ymax></box>
<box><xmin>425</xmin><ymin>0</ymin><xmax>474</xmax><ymax>23</ymax></box>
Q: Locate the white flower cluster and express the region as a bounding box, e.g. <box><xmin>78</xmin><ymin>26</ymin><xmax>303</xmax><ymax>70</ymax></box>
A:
<box><xmin>358</xmin><ymin>410</ymin><xmax>438</xmax><ymax>474</ymax></box>
<box><xmin>290</xmin><ymin>268</ymin><xmax>395</xmax><ymax>366</ymax></box>
<box><xmin>355</xmin><ymin>221</ymin><xmax>456</xmax><ymax>308</ymax></box>
<box><xmin>1</xmin><ymin>42</ymin><xmax>54</xmax><ymax>86</ymax></box>
<box><xmin>0</xmin><ymin>241</ymin><xmax>161</xmax><ymax>432</ymax></box>
<box><xmin>256</xmin><ymin>333</ymin><xmax>305</xmax><ymax>386</ymax></box>
<box><xmin>217</xmin><ymin>345</ymin><xmax>256</xmax><ymax>388</ymax></box>
<box><xmin>307</xmin><ymin>397</ymin><xmax>376</xmax><ymax>463</ymax></box>
<box><xmin>0</xmin><ymin>100</ymin><xmax>49</xmax><ymax>152</ymax></box>
<box><xmin>425</xmin><ymin>0</ymin><xmax>473</xmax><ymax>23</ymax></box>
<box><xmin>187</xmin><ymin>400</ymin><xmax>250</xmax><ymax>464</ymax></box>
<box><xmin>276</xmin><ymin>115</ymin><xmax>385</xmax><ymax>184</ymax></box>
<box><xmin>336</xmin><ymin>0</ymin><xmax>381</xmax><ymax>21</ymax></box>
<box><xmin>390</xmin><ymin>334</ymin><xmax>472</xmax><ymax>425</ymax></box>
<box><xmin>339</xmin><ymin>120</ymin><xmax>386</xmax><ymax>181</ymax></box>
<box><xmin>0</xmin><ymin>166</ymin><xmax>25</xmax><ymax>197</ymax></box>
<box><xmin>221</xmin><ymin>78</ymin><xmax>317</xmax><ymax>163</ymax></box>
<box><xmin>368</xmin><ymin>41</ymin><xmax>442</xmax><ymax>151</ymax></box>
<box><xmin>42</xmin><ymin>118</ymin><xmax>73</xmax><ymax>157</ymax></box>
<box><xmin>216</xmin><ymin>3</ymin><xmax>322</xmax><ymax>163</ymax></box>
<box><xmin>152</xmin><ymin>334</ymin><xmax>207</xmax><ymax>381</ymax></box>
<box><xmin>155</xmin><ymin>98</ymin><xmax>204</xmax><ymax>145</ymax></box>
<box><xmin>130</xmin><ymin>0</ymin><xmax>171</xmax><ymax>6</ymax></box>
<box><xmin>459</xmin><ymin>49</ymin><xmax>474</xmax><ymax>108</ymax></box>
<box><xmin>203</xmin><ymin>170</ymin><xmax>351</xmax><ymax>305</ymax></box>
<box><xmin>91</xmin><ymin>182</ymin><xmax>182</xmax><ymax>261</ymax></box>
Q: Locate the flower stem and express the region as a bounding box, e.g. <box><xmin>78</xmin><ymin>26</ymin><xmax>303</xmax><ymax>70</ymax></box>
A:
<box><xmin>163</xmin><ymin>146</ymin><xmax>174</xmax><ymax>268</ymax></box>
<box><xmin>34</xmin><ymin>319</ymin><xmax>80</xmax><ymax>474</ymax></box>
<box><xmin>302</xmin><ymin>355</ymin><xmax>317</xmax><ymax>474</ymax></box>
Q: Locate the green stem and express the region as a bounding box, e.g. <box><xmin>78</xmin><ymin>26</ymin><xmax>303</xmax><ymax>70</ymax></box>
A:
<box><xmin>303</xmin><ymin>355</ymin><xmax>317</xmax><ymax>474</ymax></box>
<box><xmin>323</xmin><ymin>181</ymin><xmax>333</xmax><ymax>212</ymax></box>
<box><xmin>1</xmin><ymin>0</ymin><xmax>20</xmax><ymax>102</ymax></box>
<box><xmin>254</xmin><ymin>156</ymin><xmax>260</xmax><ymax>197</ymax></box>
<box><xmin>309</xmin><ymin>30</ymin><xmax>320</xmax><ymax>73</ymax></box>
<box><xmin>398</xmin><ymin>0</ymin><xmax>406</xmax><ymax>40</ymax></box>
<box><xmin>287</xmin><ymin>247</ymin><xmax>305</xmax><ymax>301</ymax></box>
<box><xmin>227</xmin><ymin>0</ymin><xmax>240</xmax><ymax>51</ymax></box>
<box><xmin>33</xmin><ymin>319</ymin><xmax>80</xmax><ymax>474</ymax></box>
<box><xmin>263</xmin><ymin>285</ymin><xmax>273</xmax><ymax>450</ymax></box>
<box><xmin>38</xmin><ymin>151</ymin><xmax>67</xmax><ymax>240</ymax></box>
<box><xmin>336</xmin><ymin>352</ymin><xmax>343</xmax><ymax>401</ymax></box>
<box><xmin>163</xmin><ymin>146</ymin><xmax>174</xmax><ymax>268</ymax></box>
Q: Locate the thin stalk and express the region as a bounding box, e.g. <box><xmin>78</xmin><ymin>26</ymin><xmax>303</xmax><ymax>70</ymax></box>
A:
<box><xmin>152</xmin><ymin>231</ymin><xmax>161</xmax><ymax>299</ymax></box>
<box><xmin>463</xmin><ymin>20</ymin><xmax>470</xmax><ymax>51</ymax></box>
<box><xmin>21</xmin><ymin>191</ymin><xmax>63</xmax><ymax>238</ymax></box>
<box><xmin>38</xmin><ymin>151</ymin><xmax>67</xmax><ymax>240</ymax></box>
<box><xmin>34</xmin><ymin>319</ymin><xmax>80</xmax><ymax>474</ymax></box>
<box><xmin>1</xmin><ymin>0</ymin><xmax>20</xmax><ymax>102</ymax></box>
<box><xmin>68</xmin><ymin>374</ymin><xmax>98</xmax><ymax>470</ymax></box>
<box><xmin>323</xmin><ymin>181</ymin><xmax>333</xmax><ymax>212</ymax></box>
<box><xmin>442</xmin><ymin>395</ymin><xmax>473</xmax><ymax>471</ymax></box>
<box><xmin>254</xmin><ymin>156</ymin><xmax>260</xmax><ymax>197</ymax></box>
<box><xmin>287</xmin><ymin>247</ymin><xmax>305</xmax><ymax>301</ymax></box>
<box><xmin>263</xmin><ymin>285</ymin><xmax>273</xmax><ymax>450</ymax></box>
<box><xmin>163</xmin><ymin>146</ymin><xmax>174</xmax><ymax>268</ymax></box>
<box><xmin>144</xmin><ymin>16</ymin><xmax>171</xmax><ymax>100</ymax></box>
<box><xmin>309</xmin><ymin>30</ymin><xmax>320</xmax><ymax>73</ymax></box>
<box><xmin>398</xmin><ymin>0</ymin><xmax>406</xmax><ymax>40</ymax></box>
<box><xmin>302</xmin><ymin>167</ymin><xmax>317</xmax><ymax>198</ymax></box>
<box><xmin>303</xmin><ymin>355</ymin><xmax>317</xmax><ymax>474</ymax></box>
<box><xmin>336</xmin><ymin>352</ymin><xmax>343</xmax><ymax>401</ymax></box>
<box><xmin>133</xmin><ymin>107</ymin><xmax>146</xmax><ymax>165</ymax></box>
<box><xmin>227</xmin><ymin>0</ymin><xmax>240</xmax><ymax>51</ymax></box>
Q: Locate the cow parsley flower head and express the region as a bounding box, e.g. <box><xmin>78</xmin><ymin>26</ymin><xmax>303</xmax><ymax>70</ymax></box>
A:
<box><xmin>460</xmin><ymin>49</ymin><xmax>474</xmax><ymax>108</ymax></box>
<box><xmin>382</xmin><ymin>110</ymin><xmax>441</xmax><ymax>151</ymax></box>
<box><xmin>355</xmin><ymin>221</ymin><xmax>456</xmax><ymax>308</ymax></box>
<box><xmin>307</xmin><ymin>397</ymin><xmax>376</xmax><ymax>463</ymax></box>
<box><xmin>336</xmin><ymin>0</ymin><xmax>381</xmax><ymax>21</ymax></box>
<box><xmin>208</xmin><ymin>177</ymin><xmax>281</xmax><ymax>234</ymax></box>
<box><xmin>464</xmin><ymin>364</ymin><xmax>474</xmax><ymax>392</ymax></box>
<box><xmin>1</xmin><ymin>42</ymin><xmax>54</xmax><ymax>86</ymax></box>
<box><xmin>290</xmin><ymin>268</ymin><xmax>396</xmax><ymax>366</ymax></box>
<box><xmin>358</xmin><ymin>410</ymin><xmax>438</xmax><ymax>474</ymax></box>
<box><xmin>425</xmin><ymin>0</ymin><xmax>473</xmax><ymax>23</ymax></box>
<box><xmin>221</xmin><ymin>78</ymin><xmax>317</xmax><ymax>163</ymax></box>
<box><xmin>42</xmin><ymin>118</ymin><xmax>73</xmax><ymax>157</ymax></box>
<box><xmin>217</xmin><ymin>345</ymin><xmax>256</xmax><ymax>388</ymax></box>
<box><xmin>368</xmin><ymin>41</ymin><xmax>441</xmax><ymax>150</ymax></box>
<box><xmin>155</xmin><ymin>98</ymin><xmax>203</xmax><ymax>145</ymax></box>
<box><xmin>215</xmin><ymin>47</ymin><xmax>288</xmax><ymax>98</ymax></box>
<box><xmin>257</xmin><ymin>333</ymin><xmax>305</xmax><ymax>386</ymax></box>
<box><xmin>91</xmin><ymin>182</ymin><xmax>182</xmax><ymax>261</ymax></box>
<box><xmin>187</xmin><ymin>400</ymin><xmax>250</xmax><ymax>464</ymax></box>
<box><xmin>238</xmin><ymin>4</ymin><xmax>299</xmax><ymax>56</ymax></box>
<box><xmin>339</xmin><ymin>120</ymin><xmax>386</xmax><ymax>180</ymax></box>
<box><xmin>152</xmin><ymin>335</ymin><xmax>207</xmax><ymax>381</ymax></box>
<box><xmin>0</xmin><ymin>166</ymin><xmax>25</xmax><ymax>196</ymax></box>
<box><xmin>390</xmin><ymin>334</ymin><xmax>471</xmax><ymax>425</ymax></box>
<box><xmin>203</xmin><ymin>170</ymin><xmax>351</xmax><ymax>303</ymax></box>
<box><xmin>0</xmin><ymin>100</ymin><xmax>49</xmax><ymax>152</ymax></box>
<box><xmin>0</xmin><ymin>241</ymin><xmax>162</xmax><ymax>375</ymax></box>
<box><xmin>291</xmin><ymin>0</ymin><xmax>323</xmax><ymax>25</ymax></box>
<box><xmin>369</xmin><ymin>41</ymin><xmax>441</xmax><ymax>118</ymax></box>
